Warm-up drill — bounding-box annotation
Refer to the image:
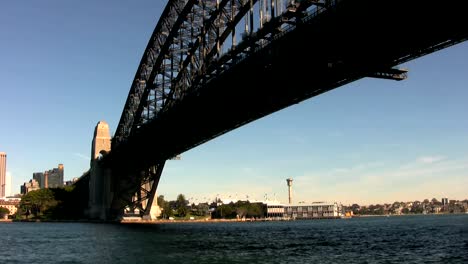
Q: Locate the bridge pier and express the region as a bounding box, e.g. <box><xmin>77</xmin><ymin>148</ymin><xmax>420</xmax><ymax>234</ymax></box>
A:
<box><xmin>88</xmin><ymin>121</ymin><xmax>113</xmax><ymax>220</ymax></box>
<box><xmin>88</xmin><ymin>160</ymin><xmax>113</xmax><ymax>220</ymax></box>
<box><xmin>88</xmin><ymin>121</ymin><xmax>165</xmax><ymax>221</ymax></box>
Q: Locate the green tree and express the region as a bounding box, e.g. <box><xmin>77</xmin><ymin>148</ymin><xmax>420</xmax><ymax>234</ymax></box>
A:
<box><xmin>410</xmin><ymin>206</ymin><xmax>423</xmax><ymax>214</ymax></box>
<box><xmin>176</xmin><ymin>194</ymin><xmax>188</xmax><ymax>208</ymax></box>
<box><xmin>156</xmin><ymin>195</ymin><xmax>174</xmax><ymax>219</ymax></box>
<box><xmin>157</xmin><ymin>195</ymin><xmax>166</xmax><ymax>208</ymax></box>
<box><xmin>0</xmin><ymin>207</ymin><xmax>10</xmax><ymax>217</ymax></box>
<box><xmin>195</xmin><ymin>203</ymin><xmax>210</xmax><ymax>216</ymax></box>
<box><xmin>177</xmin><ymin>206</ymin><xmax>188</xmax><ymax>217</ymax></box>
<box><xmin>236</xmin><ymin>207</ymin><xmax>248</xmax><ymax>218</ymax></box>
<box><xmin>162</xmin><ymin>202</ymin><xmax>173</xmax><ymax>218</ymax></box>
<box><xmin>374</xmin><ymin>207</ymin><xmax>385</xmax><ymax>215</ymax></box>
<box><xmin>20</xmin><ymin>189</ymin><xmax>57</xmax><ymax>218</ymax></box>
<box><xmin>175</xmin><ymin>194</ymin><xmax>188</xmax><ymax>217</ymax></box>
<box><xmin>215</xmin><ymin>204</ymin><xmax>235</xmax><ymax>218</ymax></box>
<box><xmin>431</xmin><ymin>198</ymin><xmax>441</xmax><ymax>206</ymax></box>
<box><xmin>211</xmin><ymin>201</ymin><xmax>266</xmax><ymax>219</ymax></box>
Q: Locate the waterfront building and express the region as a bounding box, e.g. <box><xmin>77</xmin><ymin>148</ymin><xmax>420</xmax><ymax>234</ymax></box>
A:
<box><xmin>266</xmin><ymin>201</ymin><xmax>285</xmax><ymax>218</ymax></box>
<box><xmin>284</xmin><ymin>202</ymin><xmax>343</xmax><ymax>219</ymax></box>
<box><xmin>0</xmin><ymin>198</ymin><xmax>20</xmax><ymax>216</ymax></box>
<box><xmin>0</xmin><ymin>152</ymin><xmax>6</xmax><ymax>198</ymax></box>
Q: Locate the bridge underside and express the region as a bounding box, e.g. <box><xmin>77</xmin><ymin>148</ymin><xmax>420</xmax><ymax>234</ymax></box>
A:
<box><xmin>112</xmin><ymin>0</ymin><xmax>467</xmax><ymax>168</ymax></box>
<box><xmin>105</xmin><ymin>0</ymin><xmax>467</xmax><ymax>219</ymax></box>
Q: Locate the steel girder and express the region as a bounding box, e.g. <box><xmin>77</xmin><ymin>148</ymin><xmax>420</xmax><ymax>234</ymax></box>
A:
<box><xmin>119</xmin><ymin>162</ymin><xmax>165</xmax><ymax>217</ymax></box>
<box><xmin>149</xmin><ymin>0</ymin><xmax>220</xmax><ymax>115</ymax></box>
<box><xmin>164</xmin><ymin>0</ymin><xmax>232</xmax><ymax>108</ymax></box>
<box><xmin>114</xmin><ymin>0</ymin><xmax>183</xmax><ymax>147</ymax></box>
<box><xmin>107</xmin><ymin>0</ymin><xmax>468</xmax><ymax>219</ymax></box>
<box><xmin>115</xmin><ymin>0</ymin><xmax>302</xmax><ymax>147</ymax></box>
<box><xmin>113</xmin><ymin>0</ymin><xmax>220</xmax><ymax>148</ymax></box>
<box><xmin>194</xmin><ymin>0</ymin><xmax>334</xmax><ymax>88</ymax></box>
<box><xmin>114</xmin><ymin>0</ymin><xmax>466</xmax><ymax>149</ymax></box>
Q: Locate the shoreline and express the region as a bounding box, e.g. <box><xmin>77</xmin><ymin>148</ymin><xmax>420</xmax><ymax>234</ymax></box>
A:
<box><xmin>2</xmin><ymin>213</ymin><xmax>465</xmax><ymax>224</ymax></box>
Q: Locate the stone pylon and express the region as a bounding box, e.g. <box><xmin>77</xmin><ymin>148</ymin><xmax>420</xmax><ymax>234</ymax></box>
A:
<box><xmin>88</xmin><ymin>121</ymin><xmax>112</xmax><ymax>220</ymax></box>
<box><xmin>91</xmin><ymin>121</ymin><xmax>111</xmax><ymax>165</ymax></box>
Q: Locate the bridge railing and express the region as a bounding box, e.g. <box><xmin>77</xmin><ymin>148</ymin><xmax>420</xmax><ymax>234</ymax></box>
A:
<box><xmin>200</xmin><ymin>0</ymin><xmax>338</xmax><ymax>88</ymax></box>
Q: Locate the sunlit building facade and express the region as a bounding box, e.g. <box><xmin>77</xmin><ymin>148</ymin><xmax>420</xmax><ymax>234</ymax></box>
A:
<box><xmin>33</xmin><ymin>172</ymin><xmax>45</xmax><ymax>188</ymax></box>
<box><xmin>0</xmin><ymin>152</ymin><xmax>6</xmax><ymax>198</ymax></box>
<box><xmin>21</xmin><ymin>179</ymin><xmax>40</xmax><ymax>194</ymax></box>
<box><xmin>0</xmin><ymin>198</ymin><xmax>20</xmax><ymax>217</ymax></box>
<box><xmin>266</xmin><ymin>202</ymin><xmax>285</xmax><ymax>218</ymax></box>
<box><xmin>284</xmin><ymin>202</ymin><xmax>343</xmax><ymax>219</ymax></box>
<box><xmin>45</xmin><ymin>164</ymin><xmax>64</xmax><ymax>188</ymax></box>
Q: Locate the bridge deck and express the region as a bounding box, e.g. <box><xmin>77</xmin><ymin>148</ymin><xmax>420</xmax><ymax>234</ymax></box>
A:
<box><xmin>110</xmin><ymin>0</ymin><xmax>467</xmax><ymax>171</ymax></box>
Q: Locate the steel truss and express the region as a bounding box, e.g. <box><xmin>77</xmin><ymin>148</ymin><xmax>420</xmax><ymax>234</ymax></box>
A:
<box><xmin>122</xmin><ymin>161</ymin><xmax>166</xmax><ymax>217</ymax></box>
<box><xmin>115</xmin><ymin>0</ymin><xmax>468</xmax><ymax>158</ymax></box>
<box><xmin>114</xmin><ymin>0</ymin><xmax>182</xmax><ymax>147</ymax></box>
<box><xmin>111</xmin><ymin>0</ymin><xmax>335</xmax><ymax>218</ymax></box>
<box><xmin>110</xmin><ymin>0</ymin><xmax>468</xmax><ymax>218</ymax></box>
<box><xmin>114</xmin><ymin>0</ymin><xmax>312</xmax><ymax>147</ymax></box>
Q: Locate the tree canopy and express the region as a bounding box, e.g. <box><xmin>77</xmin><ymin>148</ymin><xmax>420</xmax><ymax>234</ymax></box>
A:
<box><xmin>175</xmin><ymin>194</ymin><xmax>188</xmax><ymax>217</ymax></box>
<box><xmin>0</xmin><ymin>207</ymin><xmax>10</xmax><ymax>216</ymax></box>
<box><xmin>18</xmin><ymin>185</ymin><xmax>88</xmax><ymax>220</ymax></box>
<box><xmin>212</xmin><ymin>201</ymin><xmax>265</xmax><ymax>219</ymax></box>
<box><xmin>20</xmin><ymin>189</ymin><xmax>57</xmax><ymax>218</ymax></box>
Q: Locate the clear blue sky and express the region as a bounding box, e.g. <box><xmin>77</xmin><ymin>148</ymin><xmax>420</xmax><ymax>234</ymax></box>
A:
<box><xmin>1</xmin><ymin>1</ymin><xmax>467</xmax><ymax>205</ymax></box>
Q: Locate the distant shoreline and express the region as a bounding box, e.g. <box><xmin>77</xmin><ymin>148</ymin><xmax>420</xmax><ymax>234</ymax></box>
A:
<box><xmin>353</xmin><ymin>213</ymin><xmax>463</xmax><ymax>218</ymax></box>
<box><xmin>2</xmin><ymin>213</ymin><xmax>466</xmax><ymax>224</ymax></box>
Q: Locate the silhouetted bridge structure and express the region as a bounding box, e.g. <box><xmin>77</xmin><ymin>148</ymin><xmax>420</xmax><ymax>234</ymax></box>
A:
<box><xmin>79</xmin><ymin>0</ymin><xmax>467</xmax><ymax>220</ymax></box>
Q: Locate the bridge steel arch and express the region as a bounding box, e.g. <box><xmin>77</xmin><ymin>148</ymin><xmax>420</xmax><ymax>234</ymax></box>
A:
<box><xmin>110</xmin><ymin>0</ymin><xmax>277</xmax><ymax>219</ymax></box>
<box><xmin>110</xmin><ymin>0</ymin><xmax>309</xmax><ymax>219</ymax></box>
<box><xmin>99</xmin><ymin>0</ymin><xmax>467</xmax><ymax>220</ymax></box>
<box><xmin>114</xmin><ymin>0</ymin><xmax>281</xmax><ymax>147</ymax></box>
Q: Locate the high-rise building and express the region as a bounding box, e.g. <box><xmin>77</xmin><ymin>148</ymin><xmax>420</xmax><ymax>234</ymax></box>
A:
<box><xmin>0</xmin><ymin>152</ymin><xmax>6</xmax><ymax>198</ymax></box>
<box><xmin>44</xmin><ymin>171</ymin><xmax>49</xmax><ymax>188</ymax></box>
<box><xmin>33</xmin><ymin>172</ymin><xmax>45</xmax><ymax>188</ymax></box>
<box><xmin>46</xmin><ymin>164</ymin><xmax>64</xmax><ymax>188</ymax></box>
<box><xmin>442</xmin><ymin>197</ymin><xmax>449</xmax><ymax>206</ymax></box>
<box><xmin>21</xmin><ymin>179</ymin><xmax>40</xmax><ymax>194</ymax></box>
<box><xmin>5</xmin><ymin>172</ymin><xmax>11</xmax><ymax>197</ymax></box>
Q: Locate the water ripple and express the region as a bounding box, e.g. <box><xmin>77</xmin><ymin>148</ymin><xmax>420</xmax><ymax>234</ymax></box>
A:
<box><xmin>1</xmin><ymin>215</ymin><xmax>467</xmax><ymax>263</ymax></box>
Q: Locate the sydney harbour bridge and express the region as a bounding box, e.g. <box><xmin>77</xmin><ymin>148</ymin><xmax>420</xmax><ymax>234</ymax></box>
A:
<box><xmin>76</xmin><ymin>0</ymin><xmax>467</xmax><ymax>220</ymax></box>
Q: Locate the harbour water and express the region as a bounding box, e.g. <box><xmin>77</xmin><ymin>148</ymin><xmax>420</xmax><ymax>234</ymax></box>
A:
<box><xmin>1</xmin><ymin>214</ymin><xmax>467</xmax><ymax>263</ymax></box>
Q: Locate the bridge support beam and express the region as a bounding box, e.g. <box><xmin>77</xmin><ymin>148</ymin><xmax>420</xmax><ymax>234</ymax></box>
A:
<box><xmin>104</xmin><ymin>161</ymin><xmax>166</xmax><ymax>221</ymax></box>
<box><xmin>368</xmin><ymin>68</ymin><xmax>408</xmax><ymax>81</ymax></box>
<box><xmin>141</xmin><ymin>163</ymin><xmax>165</xmax><ymax>220</ymax></box>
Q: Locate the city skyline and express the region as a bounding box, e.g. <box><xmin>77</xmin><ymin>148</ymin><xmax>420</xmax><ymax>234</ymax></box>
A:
<box><xmin>1</xmin><ymin>1</ymin><xmax>467</xmax><ymax>204</ymax></box>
